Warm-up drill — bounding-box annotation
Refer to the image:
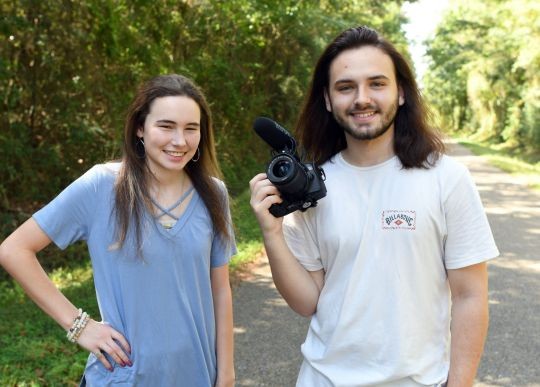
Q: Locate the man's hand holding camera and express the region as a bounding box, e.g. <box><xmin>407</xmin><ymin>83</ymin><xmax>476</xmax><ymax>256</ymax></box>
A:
<box><xmin>250</xmin><ymin>117</ymin><xmax>327</xmax><ymax>219</ymax></box>
<box><xmin>249</xmin><ymin>173</ymin><xmax>285</xmax><ymax>236</ymax></box>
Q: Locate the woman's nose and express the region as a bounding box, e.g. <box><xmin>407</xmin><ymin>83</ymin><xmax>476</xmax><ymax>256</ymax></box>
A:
<box><xmin>171</xmin><ymin>129</ymin><xmax>186</xmax><ymax>146</ymax></box>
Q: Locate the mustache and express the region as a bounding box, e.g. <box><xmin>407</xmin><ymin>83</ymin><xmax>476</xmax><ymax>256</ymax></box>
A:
<box><xmin>347</xmin><ymin>103</ymin><xmax>379</xmax><ymax>114</ymax></box>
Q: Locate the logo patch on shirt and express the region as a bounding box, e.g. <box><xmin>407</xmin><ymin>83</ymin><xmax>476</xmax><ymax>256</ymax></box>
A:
<box><xmin>382</xmin><ymin>210</ymin><xmax>416</xmax><ymax>230</ymax></box>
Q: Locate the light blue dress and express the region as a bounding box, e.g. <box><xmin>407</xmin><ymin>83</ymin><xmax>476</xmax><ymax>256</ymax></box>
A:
<box><xmin>33</xmin><ymin>163</ymin><xmax>236</xmax><ymax>386</ymax></box>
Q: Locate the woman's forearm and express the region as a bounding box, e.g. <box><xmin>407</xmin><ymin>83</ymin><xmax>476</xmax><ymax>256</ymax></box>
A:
<box><xmin>0</xmin><ymin>218</ymin><xmax>79</xmax><ymax>329</ymax></box>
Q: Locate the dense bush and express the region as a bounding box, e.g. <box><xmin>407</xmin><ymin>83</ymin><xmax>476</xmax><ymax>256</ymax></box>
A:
<box><xmin>424</xmin><ymin>0</ymin><xmax>540</xmax><ymax>157</ymax></box>
<box><xmin>0</xmin><ymin>0</ymin><xmax>410</xmax><ymax>210</ymax></box>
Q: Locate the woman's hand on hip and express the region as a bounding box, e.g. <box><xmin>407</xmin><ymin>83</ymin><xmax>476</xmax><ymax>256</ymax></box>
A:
<box><xmin>77</xmin><ymin>320</ymin><xmax>132</xmax><ymax>371</ymax></box>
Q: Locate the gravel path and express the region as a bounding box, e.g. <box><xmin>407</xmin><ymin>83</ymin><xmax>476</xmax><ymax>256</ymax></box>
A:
<box><xmin>233</xmin><ymin>143</ymin><xmax>540</xmax><ymax>387</ymax></box>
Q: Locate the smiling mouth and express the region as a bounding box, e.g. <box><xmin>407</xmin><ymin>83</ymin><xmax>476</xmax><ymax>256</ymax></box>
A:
<box><xmin>350</xmin><ymin>111</ymin><xmax>377</xmax><ymax>119</ymax></box>
<box><xmin>164</xmin><ymin>150</ymin><xmax>186</xmax><ymax>157</ymax></box>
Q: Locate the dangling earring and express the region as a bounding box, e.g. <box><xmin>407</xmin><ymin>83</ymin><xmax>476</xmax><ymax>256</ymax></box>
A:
<box><xmin>136</xmin><ymin>138</ymin><xmax>146</xmax><ymax>159</ymax></box>
<box><xmin>191</xmin><ymin>148</ymin><xmax>200</xmax><ymax>162</ymax></box>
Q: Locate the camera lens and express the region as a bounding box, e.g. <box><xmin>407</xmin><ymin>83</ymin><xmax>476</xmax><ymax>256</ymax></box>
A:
<box><xmin>273</xmin><ymin>159</ymin><xmax>292</xmax><ymax>178</ymax></box>
<box><xmin>267</xmin><ymin>154</ymin><xmax>308</xmax><ymax>196</ymax></box>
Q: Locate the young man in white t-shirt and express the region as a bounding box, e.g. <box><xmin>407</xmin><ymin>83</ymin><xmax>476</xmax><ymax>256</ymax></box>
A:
<box><xmin>250</xmin><ymin>26</ymin><xmax>498</xmax><ymax>387</ymax></box>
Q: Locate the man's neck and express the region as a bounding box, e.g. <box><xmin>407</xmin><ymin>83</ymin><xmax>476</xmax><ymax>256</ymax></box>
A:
<box><xmin>341</xmin><ymin>129</ymin><xmax>395</xmax><ymax>167</ymax></box>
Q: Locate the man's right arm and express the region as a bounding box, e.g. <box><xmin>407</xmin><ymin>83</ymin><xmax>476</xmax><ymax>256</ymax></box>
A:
<box><xmin>263</xmin><ymin>229</ymin><xmax>324</xmax><ymax>316</ymax></box>
<box><xmin>250</xmin><ymin>173</ymin><xmax>324</xmax><ymax>316</ymax></box>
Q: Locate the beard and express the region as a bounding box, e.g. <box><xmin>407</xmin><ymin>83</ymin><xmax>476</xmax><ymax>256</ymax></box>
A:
<box><xmin>333</xmin><ymin>98</ymin><xmax>399</xmax><ymax>141</ymax></box>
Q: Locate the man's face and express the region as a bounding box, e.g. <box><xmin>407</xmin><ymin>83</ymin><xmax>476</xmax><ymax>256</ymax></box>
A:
<box><xmin>324</xmin><ymin>46</ymin><xmax>404</xmax><ymax>142</ymax></box>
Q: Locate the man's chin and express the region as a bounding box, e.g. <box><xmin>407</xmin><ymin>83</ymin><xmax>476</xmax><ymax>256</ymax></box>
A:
<box><xmin>344</xmin><ymin>125</ymin><xmax>379</xmax><ymax>141</ymax></box>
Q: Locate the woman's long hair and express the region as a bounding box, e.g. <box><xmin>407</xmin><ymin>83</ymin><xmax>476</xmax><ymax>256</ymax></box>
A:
<box><xmin>115</xmin><ymin>74</ymin><xmax>231</xmax><ymax>252</ymax></box>
<box><xmin>296</xmin><ymin>26</ymin><xmax>445</xmax><ymax>168</ymax></box>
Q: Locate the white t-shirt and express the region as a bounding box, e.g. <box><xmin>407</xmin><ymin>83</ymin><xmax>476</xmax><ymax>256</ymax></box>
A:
<box><xmin>283</xmin><ymin>153</ymin><xmax>499</xmax><ymax>387</ymax></box>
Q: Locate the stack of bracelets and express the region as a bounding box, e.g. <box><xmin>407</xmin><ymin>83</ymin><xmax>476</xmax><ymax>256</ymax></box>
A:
<box><xmin>67</xmin><ymin>308</ymin><xmax>90</xmax><ymax>343</ymax></box>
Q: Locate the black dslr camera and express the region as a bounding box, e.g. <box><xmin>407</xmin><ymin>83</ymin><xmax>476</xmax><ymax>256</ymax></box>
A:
<box><xmin>253</xmin><ymin>117</ymin><xmax>327</xmax><ymax>217</ymax></box>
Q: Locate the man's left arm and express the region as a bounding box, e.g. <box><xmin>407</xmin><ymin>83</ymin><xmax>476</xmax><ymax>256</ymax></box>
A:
<box><xmin>447</xmin><ymin>261</ymin><xmax>489</xmax><ymax>387</ymax></box>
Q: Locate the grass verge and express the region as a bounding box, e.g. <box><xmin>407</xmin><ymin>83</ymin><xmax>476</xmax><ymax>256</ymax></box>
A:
<box><xmin>455</xmin><ymin>138</ymin><xmax>540</xmax><ymax>191</ymax></box>
<box><xmin>229</xmin><ymin>188</ymin><xmax>264</xmax><ymax>275</ymax></box>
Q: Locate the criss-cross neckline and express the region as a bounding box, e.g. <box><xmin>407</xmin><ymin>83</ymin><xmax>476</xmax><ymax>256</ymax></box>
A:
<box><xmin>151</xmin><ymin>186</ymin><xmax>195</xmax><ymax>228</ymax></box>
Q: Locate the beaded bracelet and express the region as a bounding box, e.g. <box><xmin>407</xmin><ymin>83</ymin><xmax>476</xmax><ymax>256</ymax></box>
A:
<box><xmin>66</xmin><ymin>308</ymin><xmax>91</xmax><ymax>343</ymax></box>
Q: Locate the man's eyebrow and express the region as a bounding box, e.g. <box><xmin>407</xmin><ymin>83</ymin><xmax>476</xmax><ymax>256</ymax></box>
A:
<box><xmin>334</xmin><ymin>75</ymin><xmax>391</xmax><ymax>84</ymax></box>
<box><xmin>368</xmin><ymin>75</ymin><xmax>390</xmax><ymax>81</ymax></box>
<box><xmin>334</xmin><ymin>78</ymin><xmax>355</xmax><ymax>84</ymax></box>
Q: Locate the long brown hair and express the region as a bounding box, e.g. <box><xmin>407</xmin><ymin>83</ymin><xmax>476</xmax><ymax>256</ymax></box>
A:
<box><xmin>115</xmin><ymin>74</ymin><xmax>231</xmax><ymax>252</ymax></box>
<box><xmin>296</xmin><ymin>26</ymin><xmax>445</xmax><ymax>168</ymax></box>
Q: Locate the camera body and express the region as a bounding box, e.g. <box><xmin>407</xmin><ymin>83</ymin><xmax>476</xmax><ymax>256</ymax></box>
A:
<box><xmin>253</xmin><ymin>117</ymin><xmax>327</xmax><ymax>217</ymax></box>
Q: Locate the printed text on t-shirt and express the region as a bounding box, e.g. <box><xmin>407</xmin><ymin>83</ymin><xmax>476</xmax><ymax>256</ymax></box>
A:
<box><xmin>381</xmin><ymin>210</ymin><xmax>416</xmax><ymax>230</ymax></box>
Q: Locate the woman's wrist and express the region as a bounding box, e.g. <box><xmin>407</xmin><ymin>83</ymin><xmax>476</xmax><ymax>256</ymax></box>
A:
<box><xmin>65</xmin><ymin>308</ymin><xmax>91</xmax><ymax>343</ymax></box>
<box><xmin>216</xmin><ymin>369</ymin><xmax>235</xmax><ymax>386</ymax></box>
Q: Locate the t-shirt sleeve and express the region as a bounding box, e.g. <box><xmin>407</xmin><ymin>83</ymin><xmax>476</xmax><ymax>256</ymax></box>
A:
<box><xmin>443</xmin><ymin>166</ymin><xmax>499</xmax><ymax>269</ymax></box>
<box><xmin>210</xmin><ymin>180</ymin><xmax>237</xmax><ymax>268</ymax></box>
<box><xmin>283</xmin><ymin>209</ymin><xmax>323</xmax><ymax>271</ymax></box>
<box><xmin>32</xmin><ymin>165</ymin><xmax>102</xmax><ymax>250</ymax></box>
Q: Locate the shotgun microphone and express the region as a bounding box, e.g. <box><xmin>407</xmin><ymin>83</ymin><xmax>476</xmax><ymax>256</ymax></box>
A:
<box><xmin>253</xmin><ymin>117</ymin><xmax>296</xmax><ymax>153</ymax></box>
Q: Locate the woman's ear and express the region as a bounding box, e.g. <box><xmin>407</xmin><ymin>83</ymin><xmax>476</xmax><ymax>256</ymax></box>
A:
<box><xmin>136</xmin><ymin>128</ymin><xmax>144</xmax><ymax>138</ymax></box>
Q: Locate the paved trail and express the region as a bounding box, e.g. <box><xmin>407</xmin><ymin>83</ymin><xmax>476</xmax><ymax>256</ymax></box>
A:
<box><xmin>233</xmin><ymin>143</ymin><xmax>540</xmax><ymax>387</ymax></box>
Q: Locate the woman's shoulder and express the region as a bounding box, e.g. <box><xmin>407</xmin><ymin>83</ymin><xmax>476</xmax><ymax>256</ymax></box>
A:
<box><xmin>77</xmin><ymin>162</ymin><xmax>121</xmax><ymax>188</ymax></box>
<box><xmin>86</xmin><ymin>162</ymin><xmax>121</xmax><ymax>176</ymax></box>
<box><xmin>209</xmin><ymin>176</ymin><xmax>229</xmax><ymax>193</ymax></box>
<box><xmin>206</xmin><ymin>176</ymin><xmax>231</xmax><ymax>205</ymax></box>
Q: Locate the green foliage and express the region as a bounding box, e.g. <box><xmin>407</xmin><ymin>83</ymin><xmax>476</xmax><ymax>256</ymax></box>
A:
<box><xmin>424</xmin><ymin>0</ymin><xmax>540</xmax><ymax>155</ymax></box>
<box><xmin>0</xmin><ymin>0</ymin><xmax>410</xmax><ymax>204</ymax></box>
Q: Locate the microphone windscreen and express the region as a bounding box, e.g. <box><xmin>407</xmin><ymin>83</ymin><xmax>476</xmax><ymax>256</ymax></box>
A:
<box><xmin>253</xmin><ymin>117</ymin><xmax>295</xmax><ymax>152</ymax></box>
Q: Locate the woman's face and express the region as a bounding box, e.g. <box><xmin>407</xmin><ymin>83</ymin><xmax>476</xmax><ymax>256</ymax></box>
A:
<box><xmin>137</xmin><ymin>95</ymin><xmax>201</xmax><ymax>179</ymax></box>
